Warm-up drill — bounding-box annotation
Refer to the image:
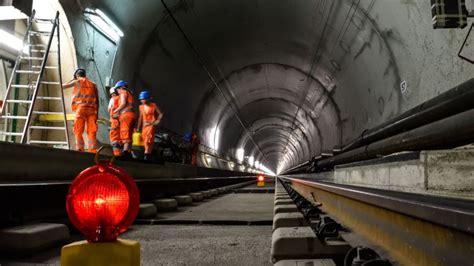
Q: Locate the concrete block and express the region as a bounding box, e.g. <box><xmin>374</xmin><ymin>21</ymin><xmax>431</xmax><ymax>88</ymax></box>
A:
<box><xmin>271</xmin><ymin>227</ymin><xmax>350</xmax><ymax>262</ymax></box>
<box><xmin>137</xmin><ymin>203</ymin><xmax>157</xmax><ymax>218</ymax></box>
<box><xmin>209</xmin><ymin>189</ymin><xmax>219</xmax><ymax>196</ymax></box>
<box><xmin>228</xmin><ymin>184</ymin><xmax>239</xmax><ymax>190</ymax></box>
<box><xmin>275</xmin><ymin>199</ymin><xmax>294</xmax><ymax>206</ymax></box>
<box><xmin>275</xmin><ymin>195</ymin><xmax>291</xmax><ymax>200</ymax></box>
<box><xmin>153</xmin><ymin>198</ymin><xmax>178</xmax><ymax>211</ymax></box>
<box><xmin>273</xmin><ymin>213</ymin><xmax>308</xmax><ymax>230</ymax></box>
<box><xmin>424</xmin><ymin>150</ymin><xmax>474</xmax><ymax>193</ymax></box>
<box><xmin>201</xmin><ymin>190</ymin><xmax>212</xmax><ymax>198</ymax></box>
<box><xmin>188</xmin><ymin>192</ymin><xmax>204</xmax><ymax>202</ymax></box>
<box><xmin>331</xmin><ymin>149</ymin><xmax>474</xmax><ymax>198</ymax></box>
<box><xmin>275</xmin><ymin>259</ymin><xmax>336</xmax><ymax>266</ymax></box>
<box><xmin>174</xmin><ymin>195</ymin><xmax>193</xmax><ymax>206</ymax></box>
<box><xmin>0</xmin><ymin>223</ymin><xmax>69</xmax><ymax>254</ymax></box>
<box><xmin>274</xmin><ymin>204</ymin><xmax>299</xmax><ymax>214</ymax></box>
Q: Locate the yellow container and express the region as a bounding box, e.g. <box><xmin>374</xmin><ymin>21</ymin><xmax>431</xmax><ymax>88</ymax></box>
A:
<box><xmin>61</xmin><ymin>239</ymin><xmax>140</xmax><ymax>266</ymax></box>
<box><xmin>132</xmin><ymin>132</ymin><xmax>143</xmax><ymax>147</ymax></box>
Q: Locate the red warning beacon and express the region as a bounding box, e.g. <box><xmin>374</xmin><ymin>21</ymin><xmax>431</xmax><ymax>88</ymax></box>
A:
<box><xmin>66</xmin><ymin>149</ymin><xmax>140</xmax><ymax>242</ymax></box>
<box><xmin>257</xmin><ymin>174</ymin><xmax>265</xmax><ymax>187</ymax></box>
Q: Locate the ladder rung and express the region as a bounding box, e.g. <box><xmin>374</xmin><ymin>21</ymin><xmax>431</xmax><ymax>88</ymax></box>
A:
<box><xmin>6</xmin><ymin>100</ymin><xmax>32</xmax><ymax>104</ymax></box>
<box><xmin>29</xmin><ymin>126</ymin><xmax>66</xmax><ymax>130</ymax></box>
<box><xmin>29</xmin><ymin>31</ymin><xmax>51</xmax><ymax>36</ymax></box>
<box><xmin>16</xmin><ymin>70</ymin><xmax>41</xmax><ymax>74</ymax></box>
<box><xmin>30</xmin><ymin>50</ymin><xmax>57</xmax><ymax>53</ymax></box>
<box><xmin>11</xmin><ymin>85</ymin><xmax>32</xmax><ymax>88</ymax></box>
<box><xmin>1</xmin><ymin>115</ymin><xmax>28</xmax><ymax>119</ymax></box>
<box><xmin>33</xmin><ymin>111</ymin><xmax>63</xmax><ymax>115</ymax></box>
<box><xmin>36</xmin><ymin>96</ymin><xmax>62</xmax><ymax>101</ymax></box>
<box><xmin>32</xmin><ymin>65</ymin><xmax>58</xmax><ymax>69</ymax></box>
<box><xmin>27</xmin><ymin>44</ymin><xmax>47</xmax><ymax>47</ymax></box>
<box><xmin>29</xmin><ymin>140</ymin><xmax>68</xmax><ymax>145</ymax></box>
<box><xmin>21</xmin><ymin>56</ymin><xmax>44</xmax><ymax>60</ymax></box>
<box><xmin>1</xmin><ymin>132</ymin><xmax>23</xmax><ymax>136</ymax></box>
<box><xmin>32</xmin><ymin>18</ymin><xmax>55</xmax><ymax>23</ymax></box>
<box><xmin>41</xmin><ymin>81</ymin><xmax>60</xmax><ymax>85</ymax></box>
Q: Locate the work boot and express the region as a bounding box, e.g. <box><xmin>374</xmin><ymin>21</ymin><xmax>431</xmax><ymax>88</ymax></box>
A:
<box><xmin>122</xmin><ymin>150</ymin><xmax>133</xmax><ymax>160</ymax></box>
<box><xmin>144</xmin><ymin>153</ymin><xmax>151</xmax><ymax>162</ymax></box>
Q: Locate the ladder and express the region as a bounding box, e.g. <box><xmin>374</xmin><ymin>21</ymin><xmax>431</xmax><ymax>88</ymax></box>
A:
<box><xmin>0</xmin><ymin>10</ymin><xmax>70</xmax><ymax>149</ymax></box>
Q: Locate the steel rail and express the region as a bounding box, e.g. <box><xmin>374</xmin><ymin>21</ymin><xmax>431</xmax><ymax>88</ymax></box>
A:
<box><xmin>280</xmin><ymin>177</ymin><xmax>474</xmax><ymax>265</ymax></box>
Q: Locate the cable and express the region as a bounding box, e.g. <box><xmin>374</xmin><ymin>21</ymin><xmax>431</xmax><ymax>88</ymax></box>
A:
<box><xmin>160</xmin><ymin>0</ymin><xmax>272</xmax><ymax>167</ymax></box>
<box><xmin>280</xmin><ymin>0</ymin><xmax>335</xmax><ymax>171</ymax></box>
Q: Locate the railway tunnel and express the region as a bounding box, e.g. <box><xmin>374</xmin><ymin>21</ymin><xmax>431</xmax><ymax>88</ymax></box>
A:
<box><xmin>0</xmin><ymin>0</ymin><xmax>473</xmax><ymax>265</ymax></box>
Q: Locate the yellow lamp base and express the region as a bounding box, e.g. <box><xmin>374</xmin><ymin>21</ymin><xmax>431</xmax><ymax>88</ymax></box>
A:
<box><xmin>61</xmin><ymin>239</ymin><xmax>140</xmax><ymax>266</ymax></box>
<box><xmin>257</xmin><ymin>181</ymin><xmax>265</xmax><ymax>187</ymax></box>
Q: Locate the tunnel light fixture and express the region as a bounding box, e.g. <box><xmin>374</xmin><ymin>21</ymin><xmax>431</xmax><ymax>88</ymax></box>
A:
<box><xmin>236</xmin><ymin>148</ymin><xmax>245</xmax><ymax>162</ymax></box>
<box><xmin>248</xmin><ymin>156</ymin><xmax>255</xmax><ymax>167</ymax></box>
<box><xmin>211</xmin><ymin>127</ymin><xmax>220</xmax><ymax>151</ymax></box>
<box><xmin>255</xmin><ymin>161</ymin><xmax>260</xmax><ymax>169</ymax></box>
<box><xmin>83</xmin><ymin>8</ymin><xmax>124</xmax><ymax>43</ymax></box>
<box><xmin>206</xmin><ymin>155</ymin><xmax>212</xmax><ymax>164</ymax></box>
<box><xmin>260</xmin><ymin>164</ymin><xmax>276</xmax><ymax>176</ymax></box>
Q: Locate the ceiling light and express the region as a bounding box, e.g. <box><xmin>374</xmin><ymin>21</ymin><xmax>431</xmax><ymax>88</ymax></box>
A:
<box><xmin>84</xmin><ymin>8</ymin><xmax>123</xmax><ymax>43</ymax></box>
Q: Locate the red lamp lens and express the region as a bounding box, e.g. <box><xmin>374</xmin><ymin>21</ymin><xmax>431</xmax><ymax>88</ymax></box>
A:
<box><xmin>257</xmin><ymin>175</ymin><xmax>265</xmax><ymax>182</ymax></box>
<box><xmin>66</xmin><ymin>161</ymin><xmax>139</xmax><ymax>242</ymax></box>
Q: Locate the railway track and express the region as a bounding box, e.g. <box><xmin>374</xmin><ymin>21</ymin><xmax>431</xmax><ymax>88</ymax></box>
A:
<box><xmin>274</xmin><ymin>177</ymin><xmax>474</xmax><ymax>265</ymax></box>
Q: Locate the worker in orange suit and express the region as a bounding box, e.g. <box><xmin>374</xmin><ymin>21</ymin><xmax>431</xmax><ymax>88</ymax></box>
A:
<box><xmin>136</xmin><ymin>90</ymin><xmax>163</xmax><ymax>161</ymax></box>
<box><xmin>62</xmin><ymin>68</ymin><xmax>98</xmax><ymax>152</ymax></box>
<box><xmin>108</xmin><ymin>87</ymin><xmax>122</xmax><ymax>156</ymax></box>
<box><xmin>191</xmin><ymin>132</ymin><xmax>200</xmax><ymax>166</ymax></box>
<box><xmin>112</xmin><ymin>80</ymin><xmax>135</xmax><ymax>158</ymax></box>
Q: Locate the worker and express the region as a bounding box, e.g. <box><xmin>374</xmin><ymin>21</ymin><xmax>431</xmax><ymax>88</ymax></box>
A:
<box><xmin>191</xmin><ymin>132</ymin><xmax>200</xmax><ymax>166</ymax></box>
<box><xmin>112</xmin><ymin>80</ymin><xmax>135</xmax><ymax>158</ymax></box>
<box><xmin>108</xmin><ymin>87</ymin><xmax>122</xmax><ymax>156</ymax></box>
<box><xmin>62</xmin><ymin>68</ymin><xmax>98</xmax><ymax>153</ymax></box>
<box><xmin>180</xmin><ymin>132</ymin><xmax>193</xmax><ymax>164</ymax></box>
<box><xmin>136</xmin><ymin>90</ymin><xmax>163</xmax><ymax>161</ymax></box>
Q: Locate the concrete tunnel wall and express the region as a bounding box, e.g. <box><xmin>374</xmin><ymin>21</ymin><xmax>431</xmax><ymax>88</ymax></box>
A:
<box><xmin>58</xmin><ymin>0</ymin><xmax>473</xmax><ymax>173</ymax></box>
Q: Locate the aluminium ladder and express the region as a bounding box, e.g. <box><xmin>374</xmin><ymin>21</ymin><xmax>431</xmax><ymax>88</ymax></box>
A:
<box><xmin>0</xmin><ymin>10</ymin><xmax>70</xmax><ymax>149</ymax></box>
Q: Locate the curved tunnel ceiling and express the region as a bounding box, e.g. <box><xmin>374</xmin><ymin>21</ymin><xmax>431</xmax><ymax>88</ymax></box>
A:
<box><xmin>61</xmin><ymin>0</ymin><xmax>473</xmax><ymax>173</ymax></box>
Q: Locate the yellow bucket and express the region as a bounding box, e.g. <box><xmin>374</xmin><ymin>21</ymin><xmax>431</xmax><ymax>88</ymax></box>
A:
<box><xmin>132</xmin><ymin>132</ymin><xmax>143</xmax><ymax>147</ymax></box>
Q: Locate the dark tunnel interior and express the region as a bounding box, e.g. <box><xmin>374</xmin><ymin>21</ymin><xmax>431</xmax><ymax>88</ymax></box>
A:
<box><xmin>57</xmin><ymin>0</ymin><xmax>473</xmax><ymax>174</ymax></box>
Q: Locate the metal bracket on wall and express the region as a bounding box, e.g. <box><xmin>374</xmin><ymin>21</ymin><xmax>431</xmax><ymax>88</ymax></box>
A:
<box><xmin>458</xmin><ymin>23</ymin><xmax>473</xmax><ymax>64</ymax></box>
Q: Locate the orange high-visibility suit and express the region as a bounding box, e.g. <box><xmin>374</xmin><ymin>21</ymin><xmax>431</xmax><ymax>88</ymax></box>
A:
<box><xmin>72</xmin><ymin>78</ymin><xmax>98</xmax><ymax>152</ymax></box>
<box><xmin>117</xmin><ymin>89</ymin><xmax>135</xmax><ymax>144</ymax></box>
<box><xmin>108</xmin><ymin>95</ymin><xmax>121</xmax><ymax>156</ymax></box>
<box><xmin>138</xmin><ymin>102</ymin><xmax>162</xmax><ymax>154</ymax></box>
<box><xmin>191</xmin><ymin>133</ymin><xmax>200</xmax><ymax>166</ymax></box>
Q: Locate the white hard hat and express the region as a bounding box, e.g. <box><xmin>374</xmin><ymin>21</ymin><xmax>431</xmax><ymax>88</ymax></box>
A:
<box><xmin>109</xmin><ymin>87</ymin><xmax>117</xmax><ymax>95</ymax></box>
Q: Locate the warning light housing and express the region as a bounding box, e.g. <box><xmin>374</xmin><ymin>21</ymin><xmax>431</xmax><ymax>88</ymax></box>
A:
<box><xmin>257</xmin><ymin>175</ymin><xmax>265</xmax><ymax>182</ymax></box>
<box><xmin>66</xmin><ymin>161</ymin><xmax>139</xmax><ymax>242</ymax></box>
